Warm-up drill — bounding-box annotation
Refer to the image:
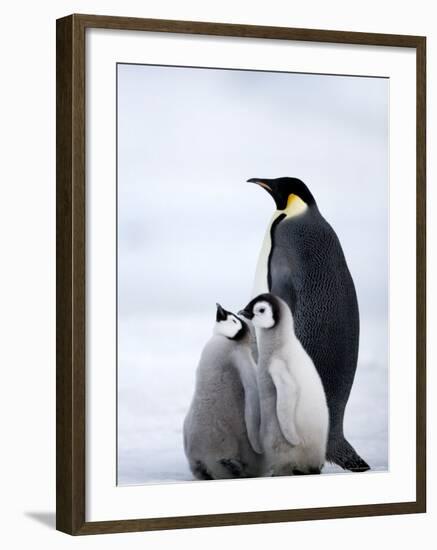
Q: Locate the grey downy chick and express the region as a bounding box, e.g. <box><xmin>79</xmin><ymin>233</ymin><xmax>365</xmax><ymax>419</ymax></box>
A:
<box><xmin>240</xmin><ymin>293</ymin><xmax>329</xmax><ymax>476</ymax></box>
<box><xmin>183</xmin><ymin>304</ymin><xmax>262</xmax><ymax>480</ymax></box>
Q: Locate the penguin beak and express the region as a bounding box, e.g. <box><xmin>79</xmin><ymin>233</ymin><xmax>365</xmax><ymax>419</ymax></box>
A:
<box><xmin>247</xmin><ymin>178</ymin><xmax>285</xmax><ymax>210</ymax></box>
<box><xmin>216</xmin><ymin>303</ymin><xmax>227</xmax><ymax>322</ymax></box>
<box><xmin>247</xmin><ymin>178</ymin><xmax>272</xmax><ymax>192</ymax></box>
<box><xmin>238</xmin><ymin>308</ymin><xmax>254</xmax><ymax>320</ymax></box>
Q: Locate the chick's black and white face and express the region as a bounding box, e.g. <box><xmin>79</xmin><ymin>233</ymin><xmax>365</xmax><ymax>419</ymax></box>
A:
<box><xmin>214</xmin><ymin>305</ymin><xmax>244</xmax><ymax>339</ymax></box>
<box><xmin>215</xmin><ymin>313</ymin><xmax>243</xmax><ymax>339</ymax></box>
<box><xmin>251</xmin><ymin>301</ymin><xmax>275</xmax><ymax>329</ymax></box>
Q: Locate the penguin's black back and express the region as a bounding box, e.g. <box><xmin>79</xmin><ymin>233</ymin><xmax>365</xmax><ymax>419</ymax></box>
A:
<box><xmin>269</xmin><ymin>207</ymin><xmax>359</xmax><ymax>434</ymax></box>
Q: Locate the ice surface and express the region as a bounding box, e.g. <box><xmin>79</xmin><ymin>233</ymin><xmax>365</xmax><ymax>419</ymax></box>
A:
<box><xmin>117</xmin><ymin>315</ymin><xmax>388</xmax><ymax>485</ymax></box>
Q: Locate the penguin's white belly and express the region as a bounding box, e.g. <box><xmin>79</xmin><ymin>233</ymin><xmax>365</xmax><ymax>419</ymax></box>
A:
<box><xmin>258</xmin><ymin>341</ymin><xmax>329</xmax><ymax>475</ymax></box>
<box><xmin>252</xmin><ymin>212</ymin><xmax>282</xmax><ymax>296</ymax></box>
<box><xmin>252</xmin><ymin>199</ymin><xmax>308</xmax><ymax>297</ymax></box>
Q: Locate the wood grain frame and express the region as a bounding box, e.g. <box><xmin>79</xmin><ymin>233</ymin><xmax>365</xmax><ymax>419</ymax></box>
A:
<box><xmin>56</xmin><ymin>13</ymin><xmax>426</xmax><ymax>535</ymax></box>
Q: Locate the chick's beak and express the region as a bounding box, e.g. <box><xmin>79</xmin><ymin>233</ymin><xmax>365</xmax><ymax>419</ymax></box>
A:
<box><xmin>216</xmin><ymin>303</ymin><xmax>227</xmax><ymax>322</ymax></box>
<box><xmin>238</xmin><ymin>308</ymin><xmax>253</xmax><ymax>320</ymax></box>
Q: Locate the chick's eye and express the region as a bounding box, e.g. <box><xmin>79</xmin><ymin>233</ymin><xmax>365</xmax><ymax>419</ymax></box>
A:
<box><xmin>232</xmin><ymin>319</ymin><xmax>237</xmax><ymax>324</ymax></box>
<box><xmin>259</xmin><ymin>308</ymin><xmax>265</xmax><ymax>314</ymax></box>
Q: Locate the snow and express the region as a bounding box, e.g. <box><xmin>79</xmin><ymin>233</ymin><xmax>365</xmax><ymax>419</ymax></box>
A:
<box><xmin>117</xmin><ymin>315</ymin><xmax>388</xmax><ymax>485</ymax></box>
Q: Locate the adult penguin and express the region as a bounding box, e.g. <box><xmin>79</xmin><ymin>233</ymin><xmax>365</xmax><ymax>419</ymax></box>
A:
<box><xmin>247</xmin><ymin>176</ymin><xmax>369</xmax><ymax>472</ymax></box>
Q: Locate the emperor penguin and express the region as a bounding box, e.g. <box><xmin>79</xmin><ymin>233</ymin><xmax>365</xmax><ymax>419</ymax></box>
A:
<box><xmin>247</xmin><ymin>177</ymin><xmax>369</xmax><ymax>472</ymax></box>
<box><xmin>240</xmin><ymin>293</ymin><xmax>329</xmax><ymax>476</ymax></box>
<box><xmin>183</xmin><ymin>304</ymin><xmax>262</xmax><ymax>480</ymax></box>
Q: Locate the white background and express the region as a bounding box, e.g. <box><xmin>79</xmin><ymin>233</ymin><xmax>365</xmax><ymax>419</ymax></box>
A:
<box><xmin>0</xmin><ymin>0</ymin><xmax>434</xmax><ymax>547</ymax></box>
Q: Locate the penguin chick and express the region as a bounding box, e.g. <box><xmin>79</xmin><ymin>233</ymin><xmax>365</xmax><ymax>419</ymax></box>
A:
<box><xmin>183</xmin><ymin>304</ymin><xmax>262</xmax><ymax>480</ymax></box>
<box><xmin>240</xmin><ymin>293</ymin><xmax>329</xmax><ymax>476</ymax></box>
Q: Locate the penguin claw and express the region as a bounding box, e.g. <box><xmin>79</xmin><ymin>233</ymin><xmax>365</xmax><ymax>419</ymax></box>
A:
<box><xmin>219</xmin><ymin>458</ymin><xmax>247</xmax><ymax>478</ymax></box>
<box><xmin>343</xmin><ymin>457</ymin><xmax>371</xmax><ymax>472</ymax></box>
<box><xmin>327</xmin><ymin>438</ymin><xmax>370</xmax><ymax>472</ymax></box>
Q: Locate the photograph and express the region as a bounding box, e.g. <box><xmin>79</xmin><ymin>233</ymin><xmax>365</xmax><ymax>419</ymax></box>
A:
<box><xmin>0</xmin><ymin>0</ymin><xmax>430</xmax><ymax>543</ymax></box>
<box><xmin>116</xmin><ymin>62</ymin><xmax>389</xmax><ymax>486</ymax></box>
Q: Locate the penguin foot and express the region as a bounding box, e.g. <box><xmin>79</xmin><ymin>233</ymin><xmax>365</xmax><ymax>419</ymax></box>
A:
<box><xmin>327</xmin><ymin>438</ymin><xmax>370</xmax><ymax>472</ymax></box>
<box><xmin>192</xmin><ymin>460</ymin><xmax>213</xmax><ymax>480</ymax></box>
<box><xmin>219</xmin><ymin>458</ymin><xmax>247</xmax><ymax>478</ymax></box>
<box><xmin>292</xmin><ymin>467</ymin><xmax>321</xmax><ymax>475</ymax></box>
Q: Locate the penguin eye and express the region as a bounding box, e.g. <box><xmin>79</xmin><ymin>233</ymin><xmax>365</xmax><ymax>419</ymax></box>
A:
<box><xmin>232</xmin><ymin>319</ymin><xmax>237</xmax><ymax>324</ymax></box>
<box><xmin>259</xmin><ymin>308</ymin><xmax>265</xmax><ymax>314</ymax></box>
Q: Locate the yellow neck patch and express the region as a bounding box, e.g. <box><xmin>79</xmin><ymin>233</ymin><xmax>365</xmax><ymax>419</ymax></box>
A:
<box><xmin>283</xmin><ymin>194</ymin><xmax>308</xmax><ymax>217</ymax></box>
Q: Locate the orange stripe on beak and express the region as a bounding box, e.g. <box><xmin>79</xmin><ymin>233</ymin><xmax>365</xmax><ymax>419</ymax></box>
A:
<box><xmin>256</xmin><ymin>182</ymin><xmax>273</xmax><ymax>192</ymax></box>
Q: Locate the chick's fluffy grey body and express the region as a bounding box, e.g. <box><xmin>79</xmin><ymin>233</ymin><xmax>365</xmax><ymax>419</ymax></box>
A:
<box><xmin>255</xmin><ymin>297</ymin><xmax>328</xmax><ymax>476</ymax></box>
<box><xmin>184</xmin><ymin>334</ymin><xmax>261</xmax><ymax>480</ymax></box>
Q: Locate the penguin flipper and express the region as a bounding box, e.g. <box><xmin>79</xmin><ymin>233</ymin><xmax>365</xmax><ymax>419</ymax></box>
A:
<box><xmin>270</xmin><ymin>359</ymin><xmax>302</xmax><ymax>446</ymax></box>
<box><xmin>234</xmin><ymin>353</ymin><xmax>263</xmax><ymax>454</ymax></box>
<box><xmin>244</xmin><ymin>390</ymin><xmax>263</xmax><ymax>455</ymax></box>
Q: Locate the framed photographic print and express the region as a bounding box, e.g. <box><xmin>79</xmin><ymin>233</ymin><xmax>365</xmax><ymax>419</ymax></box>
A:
<box><xmin>56</xmin><ymin>14</ymin><xmax>426</xmax><ymax>535</ymax></box>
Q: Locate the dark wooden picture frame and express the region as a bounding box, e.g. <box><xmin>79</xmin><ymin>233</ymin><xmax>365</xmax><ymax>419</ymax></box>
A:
<box><xmin>56</xmin><ymin>13</ymin><xmax>426</xmax><ymax>536</ymax></box>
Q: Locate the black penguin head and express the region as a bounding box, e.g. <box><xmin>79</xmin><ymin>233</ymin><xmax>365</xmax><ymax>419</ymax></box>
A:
<box><xmin>216</xmin><ymin>303</ymin><xmax>228</xmax><ymax>322</ymax></box>
<box><xmin>214</xmin><ymin>303</ymin><xmax>248</xmax><ymax>340</ymax></box>
<box><xmin>247</xmin><ymin>177</ymin><xmax>316</xmax><ymax>211</ymax></box>
<box><xmin>239</xmin><ymin>293</ymin><xmax>281</xmax><ymax>330</ymax></box>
